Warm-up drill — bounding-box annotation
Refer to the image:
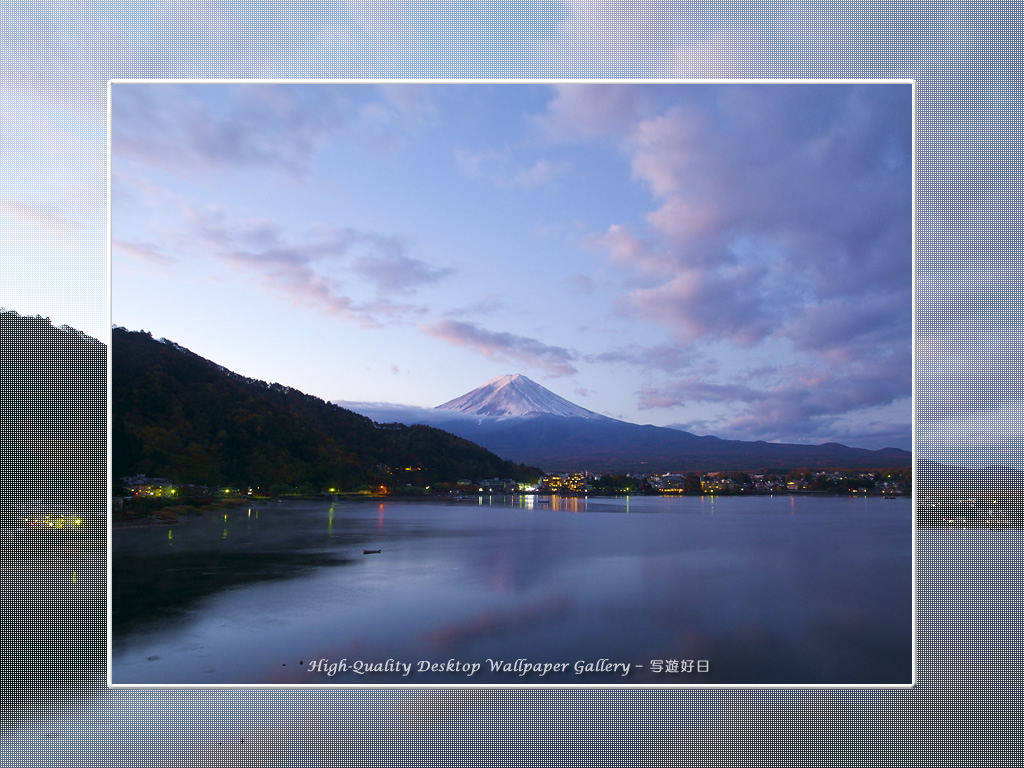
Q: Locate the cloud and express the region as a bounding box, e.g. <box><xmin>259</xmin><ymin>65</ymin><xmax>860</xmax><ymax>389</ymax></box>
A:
<box><xmin>112</xmin><ymin>83</ymin><xmax>425</xmax><ymax>180</ymax></box>
<box><xmin>549</xmin><ymin>84</ymin><xmax>913</xmax><ymax>360</ymax></box>
<box><xmin>423</xmin><ymin>319</ymin><xmax>578</xmax><ymax>377</ymax></box>
<box><xmin>782</xmin><ymin>292</ymin><xmax>911</xmax><ymax>362</ymax></box>
<box><xmin>625</xmin><ymin>265</ymin><xmax>778</xmax><ymax>347</ymax></box>
<box><xmin>455</xmin><ymin>147</ymin><xmax>568</xmax><ymax>188</ymax></box>
<box><xmin>513</xmin><ymin>158</ymin><xmax>565</xmax><ymax>187</ymax></box>
<box><xmin>349</xmin><ymin>237</ymin><xmax>454</xmax><ymax>293</ymax></box>
<box><xmin>444</xmin><ymin>294</ymin><xmax>511</xmax><ymax>318</ymax></box>
<box><xmin>185</xmin><ymin>207</ymin><xmax>449</xmax><ymax>325</ymax></box>
<box><xmin>0</xmin><ymin>197</ymin><xmax>80</xmax><ymax>234</ymax></box>
<box><xmin>587</xmin><ymin>344</ymin><xmax>714</xmax><ymax>375</ymax></box>
<box><xmin>566</xmin><ymin>273</ymin><xmax>595</xmax><ymax>295</ymax></box>
<box><xmin>533</xmin><ymin>83</ymin><xmax>662</xmax><ymax>142</ymax></box>
<box><xmin>112</xmin><ymin>84</ymin><xmax>327</xmax><ymax>178</ymax></box>
<box><xmin>916</xmin><ymin>318</ymin><xmax>1024</xmax><ymax>463</ymax></box>
<box><xmin>112</xmin><ymin>238</ymin><xmax>176</xmax><ymax>268</ymax></box>
<box><xmin>637</xmin><ymin>346</ymin><xmax>912</xmax><ymax>448</ymax></box>
<box><xmin>589</xmin><ymin>224</ymin><xmax>661</xmax><ymax>274</ymax></box>
<box><xmin>528</xmin><ymin>5</ymin><xmax>719</xmax><ymax>92</ymax></box>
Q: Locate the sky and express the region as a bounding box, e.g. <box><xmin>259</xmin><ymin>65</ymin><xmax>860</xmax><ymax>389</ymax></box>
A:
<box><xmin>1</xmin><ymin>3</ymin><xmax>1019</xmax><ymax>469</ymax></box>
<box><xmin>111</xmin><ymin>81</ymin><xmax>912</xmax><ymax>451</ymax></box>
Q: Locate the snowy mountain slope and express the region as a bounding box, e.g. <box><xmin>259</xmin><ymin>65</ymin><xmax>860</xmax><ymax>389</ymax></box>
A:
<box><xmin>436</xmin><ymin>374</ymin><xmax>606</xmax><ymax>420</ymax></box>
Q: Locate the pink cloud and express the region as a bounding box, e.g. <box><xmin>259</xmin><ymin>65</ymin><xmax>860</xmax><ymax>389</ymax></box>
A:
<box><xmin>626</xmin><ymin>266</ymin><xmax>775</xmax><ymax>347</ymax></box>
<box><xmin>591</xmin><ymin>224</ymin><xmax>662</xmax><ymax>273</ymax></box>
<box><xmin>533</xmin><ymin>83</ymin><xmax>656</xmax><ymax>141</ymax></box>
<box><xmin>112</xmin><ymin>238</ymin><xmax>175</xmax><ymax>268</ymax></box>
<box><xmin>184</xmin><ymin>207</ymin><xmax>446</xmax><ymax>326</ymax></box>
<box><xmin>423</xmin><ymin>319</ymin><xmax>578</xmax><ymax>377</ymax></box>
<box><xmin>627</xmin><ymin>104</ymin><xmax>709</xmax><ymax>197</ymax></box>
<box><xmin>545</xmin><ymin>84</ymin><xmax>912</xmax><ymax>361</ymax></box>
<box><xmin>645</xmin><ymin>195</ymin><xmax>722</xmax><ymax>247</ymax></box>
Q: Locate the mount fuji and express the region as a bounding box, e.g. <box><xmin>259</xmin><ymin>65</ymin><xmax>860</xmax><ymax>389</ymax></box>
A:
<box><xmin>437</xmin><ymin>374</ymin><xmax>606</xmax><ymax>420</ymax></box>
<box><xmin>336</xmin><ymin>375</ymin><xmax>911</xmax><ymax>473</ymax></box>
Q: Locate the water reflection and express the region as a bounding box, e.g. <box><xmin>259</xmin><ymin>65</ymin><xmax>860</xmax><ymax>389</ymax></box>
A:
<box><xmin>6</xmin><ymin>523</ymin><xmax>1006</xmax><ymax>766</ymax></box>
<box><xmin>550</xmin><ymin>495</ymin><xmax>588</xmax><ymax>513</ymax></box>
<box><xmin>111</xmin><ymin>496</ymin><xmax>911</xmax><ymax>685</ymax></box>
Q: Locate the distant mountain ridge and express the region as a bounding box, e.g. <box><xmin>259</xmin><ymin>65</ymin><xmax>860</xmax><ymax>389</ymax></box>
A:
<box><xmin>339</xmin><ymin>374</ymin><xmax>912</xmax><ymax>473</ymax></box>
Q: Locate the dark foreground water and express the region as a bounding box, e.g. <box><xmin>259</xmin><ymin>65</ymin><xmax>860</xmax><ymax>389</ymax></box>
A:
<box><xmin>111</xmin><ymin>494</ymin><xmax>911</xmax><ymax>685</ymax></box>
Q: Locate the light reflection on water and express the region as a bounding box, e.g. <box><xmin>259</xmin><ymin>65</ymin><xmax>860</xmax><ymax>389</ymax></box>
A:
<box><xmin>111</xmin><ymin>495</ymin><xmax>912</xmax><ymax>686</ymax></box>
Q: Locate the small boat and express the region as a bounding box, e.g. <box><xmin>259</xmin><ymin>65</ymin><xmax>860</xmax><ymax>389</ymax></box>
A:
<box><xmin>363</xmin><ymin>549</ymin><xmax>381</xmax><ymax>555</ymax></box>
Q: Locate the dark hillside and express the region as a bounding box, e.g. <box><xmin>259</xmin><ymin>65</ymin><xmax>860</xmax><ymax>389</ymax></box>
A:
<box><xmin>112</xmin><ymin>328</ymin><xmax>534</xmax><ymax>491</ymax></box>
<box><xmin>0</xmin><ymin>310</ymin><xmax>105</xmax><ymax>515</ymax></box>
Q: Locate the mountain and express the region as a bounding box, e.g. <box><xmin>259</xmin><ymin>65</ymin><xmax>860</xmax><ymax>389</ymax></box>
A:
<box><xmin>917</xmin><ymin>458</ymin><xmax>1022</xmax><ymax>499</ymax></box>
<box><xmin>339</xmin><ymin>375</ymin><xmax>912</xmax><ymax>474</ymax></box>
<box><xmin>438</xmin><ymin>374</ymin><xmax>605</xmax><ymax>419</ymax></box>
<box><xmin>0</xmin><ymin>310</ymin><xmax>106</xmax><ymax>515</ymax></box>
<box><xmin>112</xmin><ymin>329</ymin><xmax>537</xmax><ymax>491</ymax></box>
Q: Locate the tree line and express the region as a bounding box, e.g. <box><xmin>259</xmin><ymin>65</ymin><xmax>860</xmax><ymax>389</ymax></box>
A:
<box><xmin>113</xmin><ymin>328</ymin><xmax>538</xmax><ymax>494</ymax></box>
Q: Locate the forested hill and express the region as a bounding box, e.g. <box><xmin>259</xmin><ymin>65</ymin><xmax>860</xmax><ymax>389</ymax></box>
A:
<box><xmin>0</xmin><ymin>310</ymin><xmax>106</xmax><ymax>514</ymax></box>
<box><xmin>112</xmin><ymin>328</ymin><xmax>536</xmax><ymax>492</ymax></box>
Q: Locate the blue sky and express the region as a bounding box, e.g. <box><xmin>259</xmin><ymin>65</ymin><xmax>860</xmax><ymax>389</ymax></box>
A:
<box><xmin>111</xmin><ymin>81</ymin><xmax>912</xmax><ymax>450</ymax></box>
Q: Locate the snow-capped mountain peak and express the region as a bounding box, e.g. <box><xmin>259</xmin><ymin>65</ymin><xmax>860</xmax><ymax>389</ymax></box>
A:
<box><xmin>436</xmin><ymin>374</ymin><xmax>604</xmax><ymax>420</ymax></box>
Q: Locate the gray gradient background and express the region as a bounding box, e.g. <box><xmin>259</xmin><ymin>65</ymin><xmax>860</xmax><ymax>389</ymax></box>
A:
<box><xmin>2</xmin><ymin>2</ymin><xmax>1017</xmax><ymax>765</ymax></box>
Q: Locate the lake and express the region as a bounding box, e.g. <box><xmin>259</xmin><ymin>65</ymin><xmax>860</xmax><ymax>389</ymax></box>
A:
<box><xmin>111</xmin><ymin>494</ymin><xmax>912</xmax><ymax>686</ymax></box>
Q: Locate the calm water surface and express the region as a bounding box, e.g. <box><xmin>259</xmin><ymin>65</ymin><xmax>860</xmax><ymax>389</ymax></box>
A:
<box><xmin>112</xmin><ymin>495</ymin><xmax>912</xmax><ymax>685</ymax></box>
